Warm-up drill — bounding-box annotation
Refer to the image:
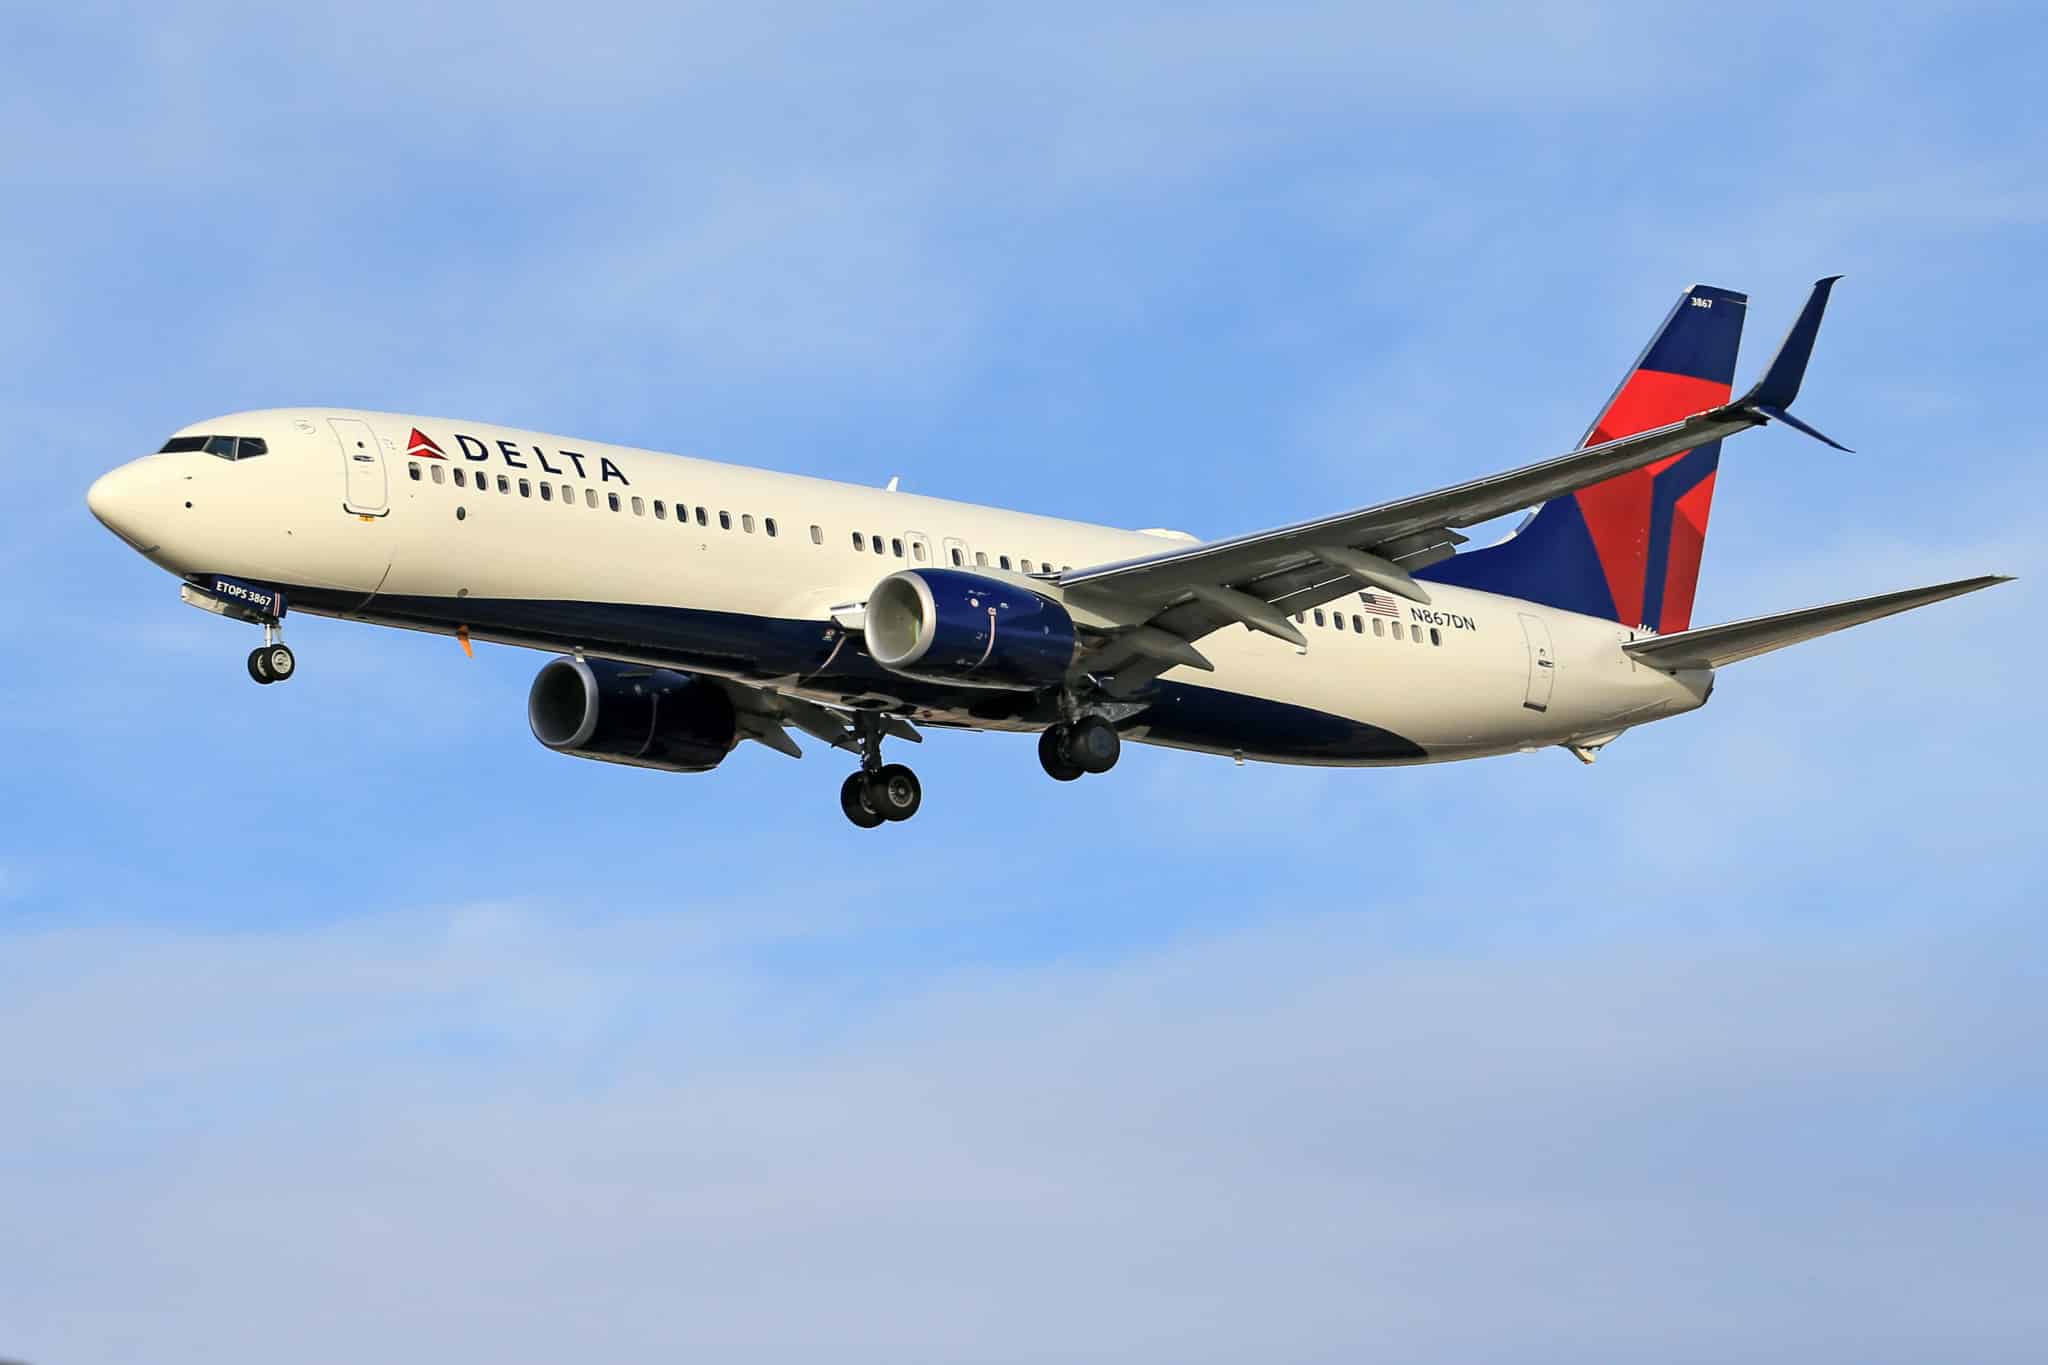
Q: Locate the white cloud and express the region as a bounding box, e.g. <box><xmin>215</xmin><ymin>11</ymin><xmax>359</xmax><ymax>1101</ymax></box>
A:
<box><xmin>2</xmin><ymin>899</ymin><xmax>2043</xmax><ymax>1363</ymax></box>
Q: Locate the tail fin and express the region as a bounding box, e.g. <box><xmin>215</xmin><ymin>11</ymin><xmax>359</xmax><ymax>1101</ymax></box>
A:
<box><xmin>1419</xmin><ymin>284</ymin><xmax>1748</xmax><ymax>632</ymax></box>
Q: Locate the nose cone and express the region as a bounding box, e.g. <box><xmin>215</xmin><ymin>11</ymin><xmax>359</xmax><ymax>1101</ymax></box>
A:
<box><xmin>87</xmin><ymin>461</ymin><xmax>161</xmax><ymax>553</ymax></box>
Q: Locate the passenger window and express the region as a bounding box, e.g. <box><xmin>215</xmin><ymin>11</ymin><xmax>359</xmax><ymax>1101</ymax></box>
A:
<box><xmin>694</xmin><ymin>506</ymin><xmax>707</xmax><ymax>526</ymax></box>
<box><xmin>496</xmin><ymin>475</ymin><xmax>510</xmax><ymax>494</ymax></box>
<box><xmin>608</xmin><ymin>492</ymin><xmax>621</xmax><ymax>512</ymax></box>
<box><xmin>998</xmin><ymin>555</ymin><xmax>1011</xmax><ymax>569</ymax></box>
<box><xmin>1313</xmin><ymin>609</ymin><xmax>1325</xmax><ymax>627</ymax></box>
<box><xmin>1392</xmin><ymin>621</ymin><xmax>1404</xmax><ymax>641</ymax></box>
<box><xmin>1412</xmin><ymin>627</ymin><xmax>1424</xmax><ymax>645</ymax></box>
<box><xmin>1430</xmin><ymin>627</ymin><xmax>1442</xmax><ymax>645</ymax></box>
<box><xmin>519</xmin><ymin>479</ymin><xmax>532</xmax><ymax>497</ymax></box>
<box><xmin>453</xmin><ymin>468</ymin><xmax>467</xmax><ymax>488</ymax></box>
<box><xmin>586</xmin><ymin>489</ymin><xmax>598</xmax><ymax>508</ymax></box>
<box><xmin>765</xmin><ymin>518</ymin><xmax>778</xmax><ymax>537</ymax></box>
<box><xmin>741</xmin><ymin>513</ymin><xmax>754</xmax><ymax>533</ymax></box>
<box><xmin>431</xmin><ymin>465</ymin><xmax>445</xmax><ymax>485</ymax></box>
<box><xmin>539</xmin><ymin>481</ymin><xmax>552</xmax><ymax>500</ymax></box>
<box><xmin>810</xmin><ymin>525</ymin><xmax>824</xmax><ymax>545</ymax></box>
<box><xmin>631</xmin><ymin>496</ymin><xmax>645</xmax><ymax>515</ymax></box>
<box><xmin>1020</xmin><ymin>559</ymin><xmax>1033</xmax><ymax>574</ymax></box>
<box><xmin>408</xmin><ymin>462</ymin><xmax>422</xmax><ymax>481</ymax></box>
<box><xmin>874</xmin><ymin>536</ymin><xmax>885</xmax><ymax>555</ymax></box>
<box><xmin>975</xmin><ymin>552</ymin><xmax>989</xmax><ymax>567</ymax></box>
<box><xmin>912</xmin><ymin>541</ymin><xmax>927</xmax><ymax>561</ymax></box>
<box><xmin>950</xmin><ymin>547</ymin><xmax>963</xmax><ymax>566</ymax></box>
<box><xmin>653</xmin><ymin>499</ymin><xmax>665</xmax><ymax>519</ymax></box>
<box><xmin>719</xmin><ymin>511</ymin><xmax>731</xmax><ymax>530</ymax></box>
<box><xmin>238</xmin><ymin>437</ymin><xmax>267</xmax><ymax>458</ymax></box>
<box><xmin>1351</xmin><ymin>615</ymin><xmax>1362</xmax><ymax>633</ymax></box>
<box><xmin>1372</xmin><ymin>618</ymin><xmax>1384</xmax><ymax>637</ymax></box>
<box><xmin>852</xmin><ymin>531</ymin><xmax>866</xmax><ymax>551</ymax></box>
<box><xmin>1295</xmin><ymin>613</ymin><xmax>1305</xmax><ymax>624</ymax></box>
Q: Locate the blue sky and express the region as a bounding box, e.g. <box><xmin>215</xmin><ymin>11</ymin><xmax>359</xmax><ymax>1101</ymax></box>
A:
<box><xmin>3</xmin><ymin>3</ymin><xmax>2044</xmax><ymax>1361</ymax></box>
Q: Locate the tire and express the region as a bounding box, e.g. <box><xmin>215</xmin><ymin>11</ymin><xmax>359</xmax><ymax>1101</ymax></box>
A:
<box><xmin>264</xmin><ymin>644</ymin><xmax>296</xmax><ymax>682</ymax></box>
<box><xmin>864</xmin><ymin>763</ymin><xmax>923</xmax><ymax>822</ymax></box>
<box><xmin>1066</xmin><ymin>716</ymin><xmax>1121</xmax><ymax>774</ymax></box>
<box><xmin>840</xmin><ymin>772</ymin><xmax>884</xmax><ymax>829</ymax></box>
<box><xmin>1038</xmin><ymin>726</ymin><xmax>1084</xmax><ymax>781</ymax></box>
<box><xmin>247</xmin><ymin>648</ymin><xmax>273</xmax><ymax>684</ymax></box>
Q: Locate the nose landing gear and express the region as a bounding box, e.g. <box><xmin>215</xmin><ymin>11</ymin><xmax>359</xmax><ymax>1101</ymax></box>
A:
<box><xmin>841</xmin><ymin>713</ymin><xmax>923</xmax><ymax>828</ymax></box>
<box><xmin>180</xmin><ymin>578</ymin><xmax>298</xmax><ymax>686</ymax></box>
<box><xmin>246</xmin><ymin>622</ymin><xmax>296</xmax><ymax>685</ymax></box>
<box><xmin>247</xmin><ymin>642</ymin><xmax>296</xmax><ymax>684</ymax></box>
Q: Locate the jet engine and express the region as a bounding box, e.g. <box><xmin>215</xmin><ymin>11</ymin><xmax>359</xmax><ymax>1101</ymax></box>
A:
<box><xmin>527</xmin><ymin>656</ymin><xmax>738</xmax><ymax>772</ymax></box>
<box><xmin>863</xmin><ymin>568</ymin><xmax>1077</xmax><ymax>690</ymax></box>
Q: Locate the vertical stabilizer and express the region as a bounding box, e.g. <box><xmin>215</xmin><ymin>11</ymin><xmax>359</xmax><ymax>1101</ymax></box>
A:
<box><xmin>1418</xmin><ymin>284</ymin><xmax>1747</xmax><ymax>632</ymax></box>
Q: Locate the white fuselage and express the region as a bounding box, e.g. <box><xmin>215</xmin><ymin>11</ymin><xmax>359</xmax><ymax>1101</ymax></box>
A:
<box><xmin>87</xmin><ymin>408</ymin><xmax>1712</xmax><ymax>765</ymax></box>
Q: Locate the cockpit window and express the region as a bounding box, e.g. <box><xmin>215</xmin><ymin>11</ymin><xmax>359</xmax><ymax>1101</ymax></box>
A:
<box><xmin>159</xmin><ymin>434</ymin><xmax>269</xmax><ymax>460</ymax></box>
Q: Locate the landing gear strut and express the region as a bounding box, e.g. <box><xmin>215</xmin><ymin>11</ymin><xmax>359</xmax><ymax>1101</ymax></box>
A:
<box><xmin>841</xmin><ymin>712</ymin><xmax>922</xmax><ymax>829</ymax></box>
<box><xmin>247</xmin><ymin>621</ymin><xmax>296</xmax><ymax>685</ymax></box>
<box><xmin>1038</xmin><ymin>715</ymin><xmax>1121</xmax><ymax>780</ymax></box>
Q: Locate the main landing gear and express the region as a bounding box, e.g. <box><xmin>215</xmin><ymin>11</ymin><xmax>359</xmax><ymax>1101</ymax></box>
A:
<box><xmin>1038</xmin><ymin>715</ymin><xmax>1121</xmax><ymax>782</ymax></box>
<box><xmin>840</xmin><ymin>713</ymin><xmax>923</xmax><ymax>829</ymax></box>
<box><xmin>246</xmin><ymin>622</ymin><xmax>296</xmax><ymax>685</ymax></box>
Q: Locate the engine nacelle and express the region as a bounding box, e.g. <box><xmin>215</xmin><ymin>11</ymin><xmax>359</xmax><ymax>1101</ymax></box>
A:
<box><xmin>863</xmin><ymin>569</ymin><xmax>1077</xmax><ymax>691</ymax></box>
<box><xmin>527</xmin><ymin>656</ymin><xmax>738</xmax><ymax>772</ymax></box>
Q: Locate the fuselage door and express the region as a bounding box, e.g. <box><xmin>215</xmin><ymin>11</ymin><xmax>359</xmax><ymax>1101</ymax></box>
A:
<box><xmin>331</xmin><ymin>417</ymin><xmax>388</xmax><ymax>516</ymax></box>
<box><xmin>1518</xmin><ymin>612</ymin><xmax>1557</xmax><ymax>712</ymax></box>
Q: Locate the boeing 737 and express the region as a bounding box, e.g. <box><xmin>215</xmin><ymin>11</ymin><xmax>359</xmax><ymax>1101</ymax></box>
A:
<box><xmin>86</xmin><ymin>278</ymin><xmax>2008</xmax><ymax>826</ymax></box>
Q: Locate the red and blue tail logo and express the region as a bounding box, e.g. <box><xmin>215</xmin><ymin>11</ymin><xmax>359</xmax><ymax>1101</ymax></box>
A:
<box><xmin>1419</xmin><ymin>284</ymin><xmax>1747</xmax><ymax>632</ymax></box>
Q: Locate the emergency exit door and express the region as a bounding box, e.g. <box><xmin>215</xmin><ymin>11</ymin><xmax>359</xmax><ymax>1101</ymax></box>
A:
<box><xmin>1518</xmin><ymin>613</ymin><xmax>1556</xmax><ymax>712</ymax></box>
<box><xmin>332</xmin><ymin>417</ymin><xmax>388</xmax><ymax>515</ymax></box>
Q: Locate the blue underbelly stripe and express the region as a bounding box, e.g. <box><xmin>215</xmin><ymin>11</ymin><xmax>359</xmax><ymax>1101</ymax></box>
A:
<box><xmin>274</xmin><ymin>584</ymin><xmax>1429</xmax><ymax>763</ymax></box>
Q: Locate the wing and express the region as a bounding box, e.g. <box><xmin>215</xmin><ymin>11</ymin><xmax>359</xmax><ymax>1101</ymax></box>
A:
<box><xmin>1621</xmin><ymin>575</ymin><xmax>2012</xmax><ymax>671</ymax></box>
<box><xmin>1058</xmin><ymin>278</ymin><xmax>1849</xmax><ymax>693</ymax></box>
<box><xmin>720</xmin><ymin>681</ymin><xmax>921</xmax><ymax>759</ymax></box>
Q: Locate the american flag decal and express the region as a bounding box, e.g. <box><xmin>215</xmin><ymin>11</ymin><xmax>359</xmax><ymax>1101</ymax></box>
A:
<box><xmin>1358</xmin><ymin>590</ymin><xmax>1401</xmax><ymax>618</ymax></box>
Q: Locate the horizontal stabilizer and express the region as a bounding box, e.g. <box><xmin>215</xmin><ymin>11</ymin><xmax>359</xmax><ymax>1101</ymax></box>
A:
<box><xmin>1623</xmin><ymin>574</ymin><xmax>2012</xmax><ymax>671</ymax></box>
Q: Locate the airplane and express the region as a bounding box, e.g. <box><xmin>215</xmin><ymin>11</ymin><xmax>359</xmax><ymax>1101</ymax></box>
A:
<box><xmin>85</xmin><ymin>278</ymin><xmax>2009</xmax><ymax>828</ymax></box>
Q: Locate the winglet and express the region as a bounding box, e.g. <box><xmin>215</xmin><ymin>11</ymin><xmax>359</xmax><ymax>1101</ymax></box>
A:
<box><xmin>1736</xmin><ymin>276</ymin><xmax>1852</xmax><ymax>449</ymax></box>
<box><xmin>1747</xmin><ymin>402</ymin><xmax>1852</xmax><ymax>452</ymax></box>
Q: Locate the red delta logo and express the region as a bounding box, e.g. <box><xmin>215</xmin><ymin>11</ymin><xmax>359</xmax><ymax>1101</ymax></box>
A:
<box><xmin>407</xmin><ymin>428</ymin><xmax>447</xmax><ymax>459</ymax></box>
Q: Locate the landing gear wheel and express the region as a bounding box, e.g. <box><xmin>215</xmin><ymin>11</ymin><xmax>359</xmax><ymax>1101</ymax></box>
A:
<box><xmin>840</xmin><ymin>772</ymin><xmax>885</xmax><ymax>829</ymax></box>
<box><xmin>863</xmin><ymin>763</ymin><xmax>923</xmax><ymax>822</ymax></box>
<box><xmin>1038</xmin><ymin>726</ymin><xmax>1084</xmax><ymax>781</ymax></box>
<box><xmin>1066</xmin><ymin>716</ymin><xmax>1122</xmax><ymax>774</ymax></box>
<box><xmin>247</xmin><ymin>647</ymin><xmax>274</xmax><ymax>684</ymax></box>
<box><xmin>261</xmin><ymin>643</ymin><xmax>296</xmax><ymax>683</ymax></box>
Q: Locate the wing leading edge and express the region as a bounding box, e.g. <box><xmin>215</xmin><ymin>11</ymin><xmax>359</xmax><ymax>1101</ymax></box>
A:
<box><xmin>1055</xmin><ymin>279</ymin><xmax>1854</xmax><ymax>693</ymax></box>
